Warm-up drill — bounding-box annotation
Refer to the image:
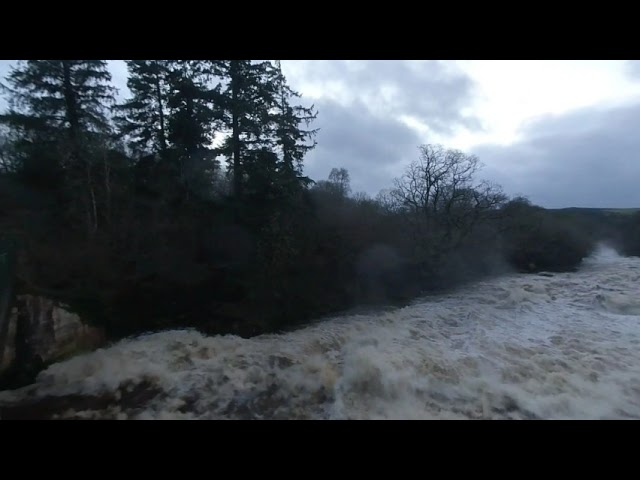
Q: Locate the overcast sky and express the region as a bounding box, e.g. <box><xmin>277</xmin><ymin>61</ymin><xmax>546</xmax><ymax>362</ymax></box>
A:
<box><xmin>2</xmin><ymin>60</ymin><xmax>640</xmax><ymax>208</ymax></box>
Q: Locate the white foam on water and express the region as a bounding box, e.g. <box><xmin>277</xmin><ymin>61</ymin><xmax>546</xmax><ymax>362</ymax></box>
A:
<box><xmin>2</xmin><ymin>244</ymin><xmax>640</xmax><ymax>419</ymax></box>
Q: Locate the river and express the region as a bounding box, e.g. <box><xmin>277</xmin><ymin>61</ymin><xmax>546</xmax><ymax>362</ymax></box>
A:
<box><xmin>1</xmin><ymin>245</ymin><xmax>639</xmax><ymax>419</ymax></box>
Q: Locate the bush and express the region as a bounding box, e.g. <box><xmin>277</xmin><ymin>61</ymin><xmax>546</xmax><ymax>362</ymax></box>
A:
<box><xmin>619</xmin><ymin>212</ymin><xmax>640</xmax><ymax>257</ymax></box>
<box><xmin>500</xmin><ymin>199</ymin><xmax>595</xmax><ymax>272</ymax></box>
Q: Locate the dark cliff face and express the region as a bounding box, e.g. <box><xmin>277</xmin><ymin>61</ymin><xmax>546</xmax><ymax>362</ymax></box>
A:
<box><xmin>0</xmin><ymin>295</ymin><xmax>105</xmax><ymax>389</ymax></box>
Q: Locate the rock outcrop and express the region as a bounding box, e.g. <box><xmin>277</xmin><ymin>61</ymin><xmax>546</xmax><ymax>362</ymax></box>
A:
<box><xmin>0</xmin><ymin>295</ymin><xmax>105</xmax><ymax>385</ymax></box>
<box><xmin>0</xmin><ymin>307</ymin><xmax>17</xmax><ymax>374</ymax></box>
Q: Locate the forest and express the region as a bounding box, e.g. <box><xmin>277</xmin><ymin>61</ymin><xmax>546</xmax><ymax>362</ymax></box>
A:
<box><xmin>0</xmin><ymin>60</ymin><xmax>638</xmax><ymax>376</ymax></box>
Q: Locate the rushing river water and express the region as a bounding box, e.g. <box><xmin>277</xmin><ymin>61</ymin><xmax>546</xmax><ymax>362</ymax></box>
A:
<box><xmin>1</xmin><ymin>245</ymin><xmax>639</xmax><ymax>420</ymax></box>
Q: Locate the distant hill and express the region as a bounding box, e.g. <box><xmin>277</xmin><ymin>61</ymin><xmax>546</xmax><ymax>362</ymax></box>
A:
<box><xmin>550</xmin><ymin>207</ymin><xmax>640</xmax><ymax>216</ymax></box>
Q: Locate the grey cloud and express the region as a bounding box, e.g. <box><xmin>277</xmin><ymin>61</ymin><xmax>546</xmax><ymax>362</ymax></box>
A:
<box><xmin>473</xmin><ymin>103</ymin><xmax>640</xmax><ymax>208</ymax></box>
<box><xmin>625</xmin><ymin>60</ymin><xmax>640</xmax><ymax>80</ymax></box>
<box><xmin>305</xmin><ymin>98</ymin><xmax>422</xmax><ymax>195</ymax></box>
<box><xmin>0</xmin><ymin>60</ymin><xmax>14</xmax><ymax>80</ymax></box>
<box><xmin>286</xmin><ymin>60</ymin><xmax>481</xmax><ymax>135</ymax></box>
<box><xmin>106</xmin><ymin>60</ymin><xmax>129</xmax><ymax>100</ymax></box>
<box><xmin>0</xmin><ymin>60</ymin><xmax>17</xmax><ymax>109</ymax></box>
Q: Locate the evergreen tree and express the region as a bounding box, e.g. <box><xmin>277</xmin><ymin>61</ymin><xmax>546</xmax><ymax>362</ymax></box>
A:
<box><xmin>165</xmin><ymin>60</ymin><xmax>219</xmax><ymax>157</ymax></box>
<box><xmin>1</xmin><ymin>61</ymin><xmax>115</xmax><ymax>137</ymax></box>
<box><xmin>115</xmin><ymin>60</ymin><xmax>170</xmax><ymax>157</ymax></box>
<box><xmin>165</xmin><ymin>60</ymin><xmax>221</xmax><ymax>200</ymax></box>
<box><xmin>1</xmin><ymin>60</ymin><xmax>115</xmax><ymax>167</ymax></box>
<box><xmin>211</xmin><ymin>60</ymin><xmax>277</xmax><ymax>199</ymax></box>
<box><xmin>271</xmin><ymin>60</ymin><xmax>318</xmax><ymax>185</ymax></box>
<box><xmin>0</xmin><ymin>60</ymin><xmax>117</xmax><ymax>233</ymax></box>
<box><xmin>117</xmin><ymin>61</ymin><xmax>221</xmax><ymax>201</ymax></box>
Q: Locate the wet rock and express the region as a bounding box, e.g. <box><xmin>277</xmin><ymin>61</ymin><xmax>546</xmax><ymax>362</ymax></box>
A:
<box><xmin>0</xmin><ymin>380</ymin><xmax>162</xmax><ymax>420</ymax></box>
<box><xmin>1</xmin><ymin>295</ymin><xmax>105</xmax><ymax>385</ymax></box>
<box><xmin>0</xmin><ymin>308</ymin><xmax>17</xmax><ymax>374</ymax></box>
<box><xmin>268</xmin><ymin>355</ymin><xmax>294</xmax><ymax>369</ymax></box>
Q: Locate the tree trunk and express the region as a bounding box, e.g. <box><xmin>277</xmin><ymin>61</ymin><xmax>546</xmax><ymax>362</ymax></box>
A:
<box><xmin>87</xmin><ymin>160</ymin><xmax>98</xmax><ymax>236</ymax></box>
<box><xmin>154</xmin><ymin>66</ymin><xmax>168</xmax><ymax>154</ymax></box>
<box><xmin>230</xmin><ymin>61</ymin><xmax>242</xmax><ymax>199</ymax></box>
<box><xmin>62</xmin><ymin>61</ymin><xmax>80</xmax><ymax>140</ymax></box>
<box><xmin>104</xmin><ymin>152</ymin><xmax>111</xmax><ymax>228</ymax></box>
<box><xmin>0</xmin><ymin>241</ymin><xmax>16</xmax><ymax>367</ymax></box>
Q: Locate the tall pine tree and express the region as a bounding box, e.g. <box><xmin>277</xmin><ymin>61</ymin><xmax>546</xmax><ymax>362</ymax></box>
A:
<box><xmin>165</xmin><ymin>60</ymin><xmax>219</xmax><ymax>157</ymax></box>
<box><xmin>270</xmin><ymin>60</ymin><xmax>318</xmax><ymax>189</ymax></box>
<box><xmin>0</xmin><ymin>60</ymin><xmax>116</xmax><ymax>234</ymax></box>
<box><xmin>1</xmin><ymin>61</ymin><xmax>114</xmax><ymax>137</ymax></box>
<box><xmin>211</xmin><ymin>60</ymin><xmax>277</xmax><ymax>199</ymax></box>
<box><xmin>115</xmin><ymin>60</ymin><xmax>170</xmax><ymax>157</ymax></box>
<box><xmin>165</xmin><ymin>60</ymin><xmax>221</xmax><ymax>201</ymax></box>
<box><xmin>116</xmin><ymin>60</ymin><xmax>221</xmax><ymax>201</ymax></box>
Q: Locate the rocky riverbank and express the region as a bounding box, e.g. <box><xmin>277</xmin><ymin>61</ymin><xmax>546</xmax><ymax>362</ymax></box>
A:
<box><xmin>0</xmin><ymin>295</ymin><xmax>105</xmax><ymax>389</ymax></box>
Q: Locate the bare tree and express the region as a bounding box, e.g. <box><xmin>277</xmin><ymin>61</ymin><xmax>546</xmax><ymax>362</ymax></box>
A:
<box><xmin>328</xmin><ymin>167</ymin><xmax>351</xmax><ymax>197</ymax></box>
<box><xmin>392</xmin><ymin>144</ymin><xmax>506</xmax><ymax>249</ymax></box>
<box><xmin>375</xmin><ymin>188</ymin><xmax>402</xmax><ymax>214</ymax></box>
<box><xmin>392</xmin><ymin>144</ymin><xmax>480</xmax><ymax>215</ymax></box>
<box><xmin>312</xmin><ymin>167</ymin><xmax>352</xmax><ymax>200</ymax></box>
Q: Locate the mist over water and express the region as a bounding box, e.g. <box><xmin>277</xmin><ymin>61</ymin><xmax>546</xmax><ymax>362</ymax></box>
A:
<box><xmin>2</xmin><ymin>245</ymin><xmax>640</xmax><ymax>419</ymax></box>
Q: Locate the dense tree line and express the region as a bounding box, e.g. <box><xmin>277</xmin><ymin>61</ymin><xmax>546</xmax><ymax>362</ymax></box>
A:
<box><xmin>0</xmin><ymin>59</ymin><xmax>638</xmax><ymax>375</ymax></box>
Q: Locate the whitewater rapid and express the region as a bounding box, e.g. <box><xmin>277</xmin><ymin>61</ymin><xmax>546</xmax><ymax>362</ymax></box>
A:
<box><xmin>1</xmin><ymin>245</ymin><xmax>640</xmax><ymax>419</ymax></box>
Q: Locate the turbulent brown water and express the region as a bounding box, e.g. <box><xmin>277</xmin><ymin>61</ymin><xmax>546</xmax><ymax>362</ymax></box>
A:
<box><xmin>1</xmin><ymin>245</ymin><xmax>639</xmax><ymax>420</ymax></box>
